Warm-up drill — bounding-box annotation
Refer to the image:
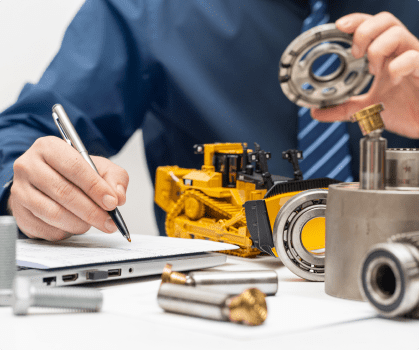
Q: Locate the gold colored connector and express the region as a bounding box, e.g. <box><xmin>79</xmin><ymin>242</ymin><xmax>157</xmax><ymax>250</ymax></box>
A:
<box><xmin>350</xmin><ymin>103</ymin><xmax>385</xmax><ymax>135</ymax></box>
<box><xmin>227</xmin><ymin>288</ymin><xmax>267</xmax><ymax>326</ymax></box>
<box><xmin>161</xmin><ymin>264</ymin><xmax>187</xmax><ymax>285</ymax></box>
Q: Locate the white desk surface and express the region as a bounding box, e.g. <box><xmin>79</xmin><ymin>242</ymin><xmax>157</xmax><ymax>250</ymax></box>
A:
<box><xmin>1</xmin><ymin>255</ymin><xmax>418</xmax><ymax>350</ymax></box>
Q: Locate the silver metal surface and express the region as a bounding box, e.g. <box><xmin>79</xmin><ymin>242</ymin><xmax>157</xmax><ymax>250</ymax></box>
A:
<box><xmin>325</xmin><ymin>182</ymin><xmax>419</xmax><ymax>300</ymax></box>
<box><xmin>186</xmin><ymin>270</ymin><xmax>278</xmax><ymax>295</ymax></box>
<box><xmin>52</xmin><ymin>104</ymin><xmax>88</xmax><ymax>154</ymax></box>
<box><xmin>0</xmin><ymin>216</ymin><xmax>17</xmax><ymax>306</ymax></box>
<box><xmin>158</xmin><ymin>283</ymin><xmax>230</xmax><ymax>321</ymax></box>
<box><xmin>273</xmin><ymin>189</ymin><xmax>327</xmax><ymax>281</ymax></box>
<box><xmin>12</xmin><ymin>277</ymin><xmax>103</xmax><ymax>315</ymax></box>
<box><xmin>360</xmin><ymin>234</ymin><xmax>419</xmax><ymax>317</ymax></box>
<box><xmin>279</xmin><ymin>23</ymin><xmax>372</xmax><ymax>108</ymax></box>
<box><xmin>386</xmin><ymin>148</ymin><xmax>419</xmax><ymax>190</ymax></box>
<box><xmin>359</xmin><ymin>130</ymin><xmax>387</xmax><ymax>190</ymax></box>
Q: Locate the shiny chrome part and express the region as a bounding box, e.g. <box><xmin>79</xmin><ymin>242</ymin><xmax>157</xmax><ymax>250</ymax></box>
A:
<box><xmin>386</xmin><ymin>148</ymin><xmax>419</xmax><ymax>190</ymax></box>
<box><xmin>12</xmin><ymin>277</ymin><xmax>103</xmax><ymax>315</ymax></box>
<box><xmin>279</xmin><ymin>23</ymin><xmax>372</xmax><ymax>108</ymax></box>
<box><xmin>273</xmin><ymin>189</ymin><xmax>328</xmax><ymax>281</ymax></box>
<box><xmin>359</xmin><ymin>129</ymin><xmax>387</xmax><ymax>190</ymax></box>
<box><xmin>188</xmin><ymin>270</ymin><xmax>278</xmax><ymax>296</ymax></box>
<box><xmin>161</xmin><ymin>264</ymin><xmax>278</xmax><ymax>295</ymax></box>
<box><xmin>360</xmin><ymin>233</ymin><xmax>419</xmax><ymax>317</ymax></box>
<box><xmin>157</xmin><ymin>283</ymin><xmax>267</xmax><ymax>326</ymax></box>
<box><xmin>0</xmin><ymin>216</ymin><xmax>17</xmax><ymax>307</ymax></box>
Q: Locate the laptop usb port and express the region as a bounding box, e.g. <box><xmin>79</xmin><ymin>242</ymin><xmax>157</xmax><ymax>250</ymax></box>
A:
<box><xmin>62</xmin><ymin>274</ymin><xmax>78</xmax><ymax>282</ymax></box>
<box><xmin>108</xmin><ymin>269</ymin><xmax>121</xmax><ymax>277</ymax></box>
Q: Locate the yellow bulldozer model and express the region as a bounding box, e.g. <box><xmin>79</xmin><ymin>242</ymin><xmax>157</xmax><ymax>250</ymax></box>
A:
<box><xmin>155</xmin><ymin>143</ymin><xmax>340</xmax><ymax>281</ymax></box>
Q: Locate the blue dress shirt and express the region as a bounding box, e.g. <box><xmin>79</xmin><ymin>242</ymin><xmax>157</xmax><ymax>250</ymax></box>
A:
<box><xmin>1</xmin><ymin>0</ymin><xmax>419</xmax><ymax>235</ymax></box>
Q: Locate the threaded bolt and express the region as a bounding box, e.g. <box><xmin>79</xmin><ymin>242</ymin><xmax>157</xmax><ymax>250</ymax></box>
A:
<box><xmin>12</xmin><ymin>277</ymin><xmax>103</xmax><ymax>315</ymax></box>
<box><xmin>0</xmin><ymin>216</ymin><xmax>17</xmax><ymax>306</ymax></box>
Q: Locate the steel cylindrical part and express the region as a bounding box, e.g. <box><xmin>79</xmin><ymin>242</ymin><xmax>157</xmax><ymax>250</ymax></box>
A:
<box><xmin>157</xmin><ymin>283</ymin><xmax>267</xmax><ymax>325</ymax></box>
<box><xmin>188</xmin><ymin>270</ymin><xmax>278</xmax><ymax>295</ymax></box>
<box><xmin>158</xmin><ymin>283</ymin><xmax>230</xmax><ymax>321</ymax></box>
<box><xmin>360</xmin><ymin>242</ymin><xmax>419</xmax><ymax>317</ymax></box>
<box><xmin>33</xmin><ymin>287</ymin><xmax>103</xmax><ymax>311</ymax></box>
<box><xmin>359</xmin><ymin>130</ymin><xmax>387</xmax><ymax>190</ymax></box>
<box><xmin>12</xmin><ymin>277</ymin><xmax>103</xmax><ymax>315</ymax></box>
<box><xmin>325</xmin><ymin>183</ymin><xmax>419</xmax><ymax>300</ymax></box>
<box><xmin>0</xmin><ymin>216</ymin><xmax>17</xmax><ymax>306</ymax></box>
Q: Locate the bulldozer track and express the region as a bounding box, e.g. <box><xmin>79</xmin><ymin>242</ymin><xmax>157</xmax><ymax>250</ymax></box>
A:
<box><xmin>165</xmin><ymin>189</ymin><xmax>260</xmax><ymax>257</ymax></box>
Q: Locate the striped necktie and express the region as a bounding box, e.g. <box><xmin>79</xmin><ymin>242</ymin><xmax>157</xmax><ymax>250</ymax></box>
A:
<box><xmin>297</xmin><ymin>0</ymin><xmax>353</xmax><ymax>182</ymax></box>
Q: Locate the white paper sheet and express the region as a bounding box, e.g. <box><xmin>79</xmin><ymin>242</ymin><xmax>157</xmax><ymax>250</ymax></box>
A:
<box><xmin>16</xmin><ymin>232</ymin><xmax>238</xmax><ymax>269</ymax></box>
<box><xmin>101</xmin><ymin>282</ymin><xmax>376</xmax><ymax>340</ymax></box>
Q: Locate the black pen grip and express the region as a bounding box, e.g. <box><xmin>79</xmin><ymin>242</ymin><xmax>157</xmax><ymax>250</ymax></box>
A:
<box><xmin>108</xmin><ymin>208</ymin><xmax>130</xmax><ymax>240</ymax></box>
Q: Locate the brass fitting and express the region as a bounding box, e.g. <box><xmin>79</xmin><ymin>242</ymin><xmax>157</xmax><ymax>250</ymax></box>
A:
<box><xmin>227</xmin><ymin>288</ymin><xmax>267</xmax><ymax>326</ymax></box>
<box><xmin>161</xmin><ymin>264</ymin><xmax>187</xmax><ymax>285</ymax></box>
<box><xmin>351</xmin><ymin>103</ymin><xmax>385</xmax><ymax>135</ymax></box>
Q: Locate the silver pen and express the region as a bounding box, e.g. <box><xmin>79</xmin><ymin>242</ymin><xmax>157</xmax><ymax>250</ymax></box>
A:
<box><xmin>52</xmin><ymin>104</ymin><xmax>131</xmax><ymax>242</ymax></box>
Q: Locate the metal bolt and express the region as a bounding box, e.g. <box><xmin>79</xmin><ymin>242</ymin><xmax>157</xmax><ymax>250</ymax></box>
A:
<box><xmin>12</xmin><ymin>277</ymin><xmax>103</xmax><ymax>315</ymax></box>
<box><xmin>0</xmin><ymin>216</ymin><xmax>17</xmax><ymax>306</ymax></box>
<box><xmin>161</xmin><ymin>264</ymin><xmax>278</xmax><ymax>295</ymax></box>
<box><xmin>158</xmin><ymin>283</ymin><xmax>267</xmax><ymax>326</ymax></box>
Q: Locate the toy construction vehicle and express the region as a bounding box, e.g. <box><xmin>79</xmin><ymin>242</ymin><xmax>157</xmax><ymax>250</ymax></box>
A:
<box><xmin>155</xmin><ymin>143</ymin><xmax>339</xmax><ymax>279</ymax></box>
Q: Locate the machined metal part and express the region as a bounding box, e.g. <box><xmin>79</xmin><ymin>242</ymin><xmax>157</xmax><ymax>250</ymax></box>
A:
<box><xmin>351</xmin><ymin>103</ymin><xmax>385</xmax><ymax>136</ymax></box>
<box><xmin>0</xmin><ymin>216</ymin><xmax>17</xmax><ymax>306</ymax></box>
<box><xmin>273</xmin><ymin>189</ymin><xmax>328</xmax><ymax>282</ymax></box>
<box><xmin>359</xmin><ymin>130</ymin><xmax>387</xmax><ymax>190</ymax></box>
<box><xmin>352</xmin><ymin>104</ymin><xmax>387</xmax><ymax>190</ymax></box>
<box><xmin>279</xmin><ymin>23</ymin><xmax>372</xmax><ymax>108</ymax></box>
<box><xmin>161</xmin><ymin>264</ymin><xmax>278</xmax><ymax>295</ymax></box>
<box><xmin>12</xmin><ymin>277</ymin><xmax>103</xmax><ymax>315</ymax></box>
<box><xmin>386</xmin><ymin>148</ymin><xmax>419</xmax><ymax>190</ymax></box>
<box><xmin>325</xmin><ymin>182</ymin><xmax>419</xmax><ymax>300</ymax></box>
<box><xmin>157</xmin><ymin>283</ymin><xmax>267</xmax><ymax>326</ymax></box>
<box><xmin>360</xmin><ymin>232</ymin><xmax>419</xmax><ymax>318</ymax></box>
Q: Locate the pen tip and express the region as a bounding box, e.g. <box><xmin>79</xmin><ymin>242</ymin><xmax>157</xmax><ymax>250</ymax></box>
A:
<box><xmin>127</xmin><ymin>238</ymin><xmax>131</xmax><ymax>243</ymax></box>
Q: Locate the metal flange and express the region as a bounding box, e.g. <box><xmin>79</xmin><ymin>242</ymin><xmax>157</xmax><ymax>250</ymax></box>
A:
<box><xmin>279</xmin><ymin>23</ymin><xmax>372</xmax><ymax>108</ymax></box>
<box><xmin>272</xmin><ymin>189</ymin><xmax>327</xmax><ymax>281</ymax></box>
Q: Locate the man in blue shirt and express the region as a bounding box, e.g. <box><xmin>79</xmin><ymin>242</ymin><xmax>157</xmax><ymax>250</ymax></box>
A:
<box><xmin>1</xmin><ymin>0</ymin><xmax>419</xmax><ymax>240</ymax></box>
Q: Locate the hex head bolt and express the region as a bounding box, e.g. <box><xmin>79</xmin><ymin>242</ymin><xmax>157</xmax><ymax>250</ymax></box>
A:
<box><xmin>12</xmin><ymin>277</ymin><xmax>103</xmax><ymax>316</ymax></box>
<box><xmin>0</xmin><ymin>216</ymin><xmax>17</xmax><ymax>306</ymax></box>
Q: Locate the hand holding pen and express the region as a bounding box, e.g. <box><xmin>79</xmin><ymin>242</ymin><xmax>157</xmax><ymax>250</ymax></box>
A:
<box><xmin>6</xmin><ymin>105</ymin><xmax>130</xmax><ymax>241</ymax></box>
<box><xmin>52</xmin><ymin>104</ymin><xmax>131</xmax><ymax>242</ymax></box>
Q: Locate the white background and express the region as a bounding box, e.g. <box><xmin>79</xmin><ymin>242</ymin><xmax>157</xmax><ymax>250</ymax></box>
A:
<box><xmin>0</xmin><ymin>0</ymin><xmax>159</xmax><ymax>236</ymax></box>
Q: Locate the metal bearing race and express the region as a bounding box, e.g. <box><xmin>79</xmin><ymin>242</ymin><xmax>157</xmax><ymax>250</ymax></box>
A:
<box><xmin>273</xmin><ymin>189</ymin><xmax>327</xmax><ymax>281</ymax></box>
<box><xmin>279</xmin><ymin>23</ymin><xmax>372</xmax><ymax>108</ymax></box>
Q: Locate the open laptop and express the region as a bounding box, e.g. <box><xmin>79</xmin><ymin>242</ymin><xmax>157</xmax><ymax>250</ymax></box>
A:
<box><xmin>15</xmin><ymin>230</ymin><xmax>236</xmax><ymax>287</ymax></box>
<box><xmin>17</xmin><ymin>252</ymin><xmax>226</xmax><ymax>287</ymax></box>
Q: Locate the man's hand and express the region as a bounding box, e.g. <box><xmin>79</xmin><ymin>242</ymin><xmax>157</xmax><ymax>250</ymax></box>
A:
<box><xmin>7</xmin><ymin>136</ymin><xmax>129</xmax><ymax>241</ymax></box>
<box><xmin>311</xmin><ymin>12</ymin><xmax>419</xmax><ymax>138</ymax></box>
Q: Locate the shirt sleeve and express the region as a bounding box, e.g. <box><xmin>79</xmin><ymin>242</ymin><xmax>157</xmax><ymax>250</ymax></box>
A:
<box><xmin>0</xmin><ymin>0</ymin><xmax>152</xmax><ymax>213</ymax></box>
